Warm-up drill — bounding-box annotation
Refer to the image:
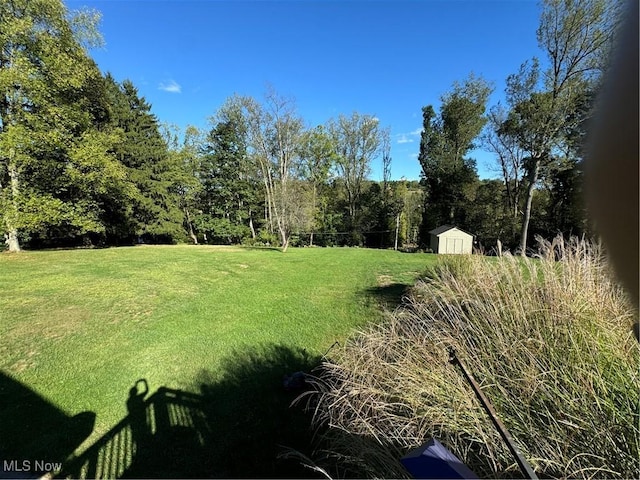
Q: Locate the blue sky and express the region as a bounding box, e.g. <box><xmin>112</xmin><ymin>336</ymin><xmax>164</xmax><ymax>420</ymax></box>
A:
<box><xmin>66</xmin><ymin>0</ymin><xmax>544</xmax><ymax>180</ymax></box>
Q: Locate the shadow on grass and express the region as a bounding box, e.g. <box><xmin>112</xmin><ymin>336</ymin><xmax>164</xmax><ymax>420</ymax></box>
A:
<box><xmin>57</xmin><ymin>344</ymin><xmax>322</xmax><ymax>479</ymax></box>
<box><xmin>362</xmin><ymin>283</ymin><xmax>411</xmax><ymax>309</ymax></box>
<box><xmin>238</xmin><ymin>245</ymin><xmax>284</xmax><ymax>253</ymax></box>
<box><xmin>0</xmin><ymin>371</ymin><xmax>95</xmax><ymax>478</ymax></box>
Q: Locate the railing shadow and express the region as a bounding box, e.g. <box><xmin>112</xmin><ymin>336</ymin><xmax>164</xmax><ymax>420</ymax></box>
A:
<box><xmin>57</xmin><ymin>386</ymin><xmax>213</xmax><ymax>479</ymax></box>
<box><xmin>57</xmin><ymin>344</ymin><xmax>322</xmax><ymax>479</ymax></box>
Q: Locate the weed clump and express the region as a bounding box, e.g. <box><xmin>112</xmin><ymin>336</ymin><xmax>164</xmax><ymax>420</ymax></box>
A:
<box><xmin>303</xmin><ymin>236</ymin><xmax>639</xmax><ymax>478</ymax></box>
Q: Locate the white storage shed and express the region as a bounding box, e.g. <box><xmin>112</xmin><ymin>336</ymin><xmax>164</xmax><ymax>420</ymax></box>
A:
<box><xmin>429</xmin><ymin>225</ymin><xmax>474</xmax><ymax>254</ymax></box>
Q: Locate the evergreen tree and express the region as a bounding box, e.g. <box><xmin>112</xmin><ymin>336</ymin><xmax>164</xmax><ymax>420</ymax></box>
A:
<box><xmin>199</xmin><ymin>112</ymin><xmax>260</xmax><ymax>244</ymax></box>
<box><xmin>103</xmin><ymin>75</ymin><xmax>184</xmax><ymax>243</ymax></box>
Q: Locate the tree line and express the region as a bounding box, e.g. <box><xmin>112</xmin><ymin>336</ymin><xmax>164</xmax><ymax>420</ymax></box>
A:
<box><xmin>1</xmin><ymin>0</ymin><xmax>621</xmax><ymax>253</ymax></box>
<box><xmin>419</xmin><ymin>0</ymin><xmax>621</xmax><ymax>253</ymax></box>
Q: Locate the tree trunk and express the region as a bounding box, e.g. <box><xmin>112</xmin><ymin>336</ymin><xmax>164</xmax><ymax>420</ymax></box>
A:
<box><xmin>249</xmin><ymin>213</ymin><xmax>256</xmax><ymax>239</ymax></box>
<box><xmin>184</xmin><ymin>207</ymin><xmax>198</xmax><ymax>244</ymax></box>
<box><xmin>262</xmin><ymin>172</ymin><xmax>273</xmax><ymax>233</ymax></box>
<box><xmin>310</xmin><ymin>184</ymin><xmax>317</xmax><ymax>247</ymax></box>
<box><xmin>5</xmin><ymin>229</ymin><xmax>20</xmax><ymax>252</ymax></box>
<box><xmin>519</xmin><ymin>158</ymin><xmax>540</xmax><ymax>255</ymax></box>
<box><xmin>5</xmin><ymin>161</ymin><xmax>21</xmax><ymax>252</ymax></box>
<box><xmin>279</xmin><ymin>225</ymin><xmax>289</xmax><ymax>252</ymax></box>
<box><xmin>394</xmin><ymin>213</ymin><xmax>400</xmax><ymax>250</ymax></box>
<box><xmin>276</xmin><ymin>196</ymin><xmax>289</xmax><ymax>251</ymax></box>
<box><xmin>500</xmin><ymin>158</ymin><xmax>513</xmax><ymax>215</ymax></box>
<box><xmin>264</xmin><ymin>202</ymin><xmax>269</xmax><ymax>231</ymax></box>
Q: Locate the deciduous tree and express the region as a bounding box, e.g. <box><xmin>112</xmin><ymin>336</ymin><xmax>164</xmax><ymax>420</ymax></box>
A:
<box><xmin>297</xmin><ymin>125</ymin><xmax>335</xmax><ymax>246</ymax></box>
<box><xmin>0</xmin><ymin>0</ymin><xmax>119</xmax><ymax>250</ymax></box>
<box><xmin>162</xmin><ymin>124</ymin><xmax>204</xmax><ymax>244</ymax></box>
<box><xmin>503</xmin><ymin>0</ymin><xmax>620</xmax><ymax>253</ymax></box>
<box><xmin>240</xmin><ymin>89</ymin><xmax>304</xmax><ymax>252</ymax></box>
<box><xmin>328</xmin><ymin>112</ymin><xmax>388</xmax><ymax>244</ymax></box>
<box><xmin>418</xmin><ymin>75</ymin><xmax>491</xmax><ymax>241</ymax></box>
<box><xmin>482</xmin><ymin>104</ymin><xmax>526</xmax><ymax>246</ymax></box>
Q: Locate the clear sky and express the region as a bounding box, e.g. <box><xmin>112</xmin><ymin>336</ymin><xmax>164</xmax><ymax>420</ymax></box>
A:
<box><xmin>65</xmin><ymin>0</ymin><xmax>544</xmax><ymax>180</ymax></box>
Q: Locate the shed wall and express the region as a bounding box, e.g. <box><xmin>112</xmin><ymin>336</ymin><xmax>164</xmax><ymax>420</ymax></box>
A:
<box><xmin>433</xmin><ymin>228</ymin><xmax>473</xmax><ymax>254</ymax></box>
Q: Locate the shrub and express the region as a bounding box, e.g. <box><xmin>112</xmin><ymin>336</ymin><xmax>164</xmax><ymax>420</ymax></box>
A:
<box><xmin>256</xmin><ymin>230</ymin><xmax>280</xmax><ymax>247</ymax></box>
<box><xmin>302</xmin><ymin>235</ymin><xmax>639</xmax><ymax>478</ymax></box>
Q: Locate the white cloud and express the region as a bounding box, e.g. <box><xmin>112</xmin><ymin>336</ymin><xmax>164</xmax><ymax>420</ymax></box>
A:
<box><xmin>159</xmin><ymin>80</ymin><xmax>181</xmax><ymax>93</ymax></box>
<box><xmin>395</xmin><ymin>127</ymin><xmax>422</xmax><ymax>144</ymax></box>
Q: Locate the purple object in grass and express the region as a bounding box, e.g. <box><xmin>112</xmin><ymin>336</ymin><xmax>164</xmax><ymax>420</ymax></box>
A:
<box><xmin>401</xmin><ymin>438</ymin><xmax>479</xmax><ymax>479</ymax></box>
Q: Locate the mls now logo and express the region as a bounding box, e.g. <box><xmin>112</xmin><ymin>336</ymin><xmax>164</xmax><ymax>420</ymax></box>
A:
<box><xmin>3</xmin><ymin>460</ymin><xmax>62</xmax><ymax>473</ymax></box>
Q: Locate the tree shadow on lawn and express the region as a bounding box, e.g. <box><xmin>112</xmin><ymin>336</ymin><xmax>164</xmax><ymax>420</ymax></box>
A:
<box><xmin>237</xmin><ymin>246</ymin><xmax>284</xmax><ymax>253</ymax></box>
<box><xmin>362</xmin><ymin>283</ymin><xmax>412</xmax><ymax>310</ymax></box>
<box><xmin>57</xmin><ymin>344</ymin><xmax>323</xmax><ymax>479</ymax></box>
<box><xmin>0</xmin><ymin>371</ymin><xmax>95</xmax><ymax>479</ymax></box>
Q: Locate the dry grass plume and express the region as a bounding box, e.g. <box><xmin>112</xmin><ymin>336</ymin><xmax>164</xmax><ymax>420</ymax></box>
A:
<box><xmin>300</xmin><ymin>236</ymin><xmax>639</xmax><ymax>478</ymax></box>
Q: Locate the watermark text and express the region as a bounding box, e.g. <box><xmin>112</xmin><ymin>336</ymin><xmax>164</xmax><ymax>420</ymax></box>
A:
<box><xmin>3</xmin><ymin>460</ymin><xmax>62</xmax><ymax>473</ymax></box>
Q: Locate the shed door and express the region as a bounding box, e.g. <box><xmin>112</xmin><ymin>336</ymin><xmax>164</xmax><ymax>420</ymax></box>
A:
<box><xmin>445</xmin><ymin>237</ymin><xmax>464</xmax><ymax>254</ymax></box>
<box><xmin>453</xmin><ymin>238</ymin><xmax>463</xmax><ymax>254</ymax></box>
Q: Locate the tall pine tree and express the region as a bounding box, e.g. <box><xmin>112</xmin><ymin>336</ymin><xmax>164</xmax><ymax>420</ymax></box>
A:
<box><xmin>199</xmin><ymin>109</ymin><xmax>261</xmax><ymax>244</ymax></box>
<box><xmin>103</xmin><ymin>75</ymin><xmax>184</xmax><ymax>243</ymax></box>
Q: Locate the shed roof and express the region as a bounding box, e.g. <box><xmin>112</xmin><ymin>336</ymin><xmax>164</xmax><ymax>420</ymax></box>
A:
<box><xmin>428</xmin><ymin>225</ymin><xmax>474</xmax><ymax>237</ymax></box>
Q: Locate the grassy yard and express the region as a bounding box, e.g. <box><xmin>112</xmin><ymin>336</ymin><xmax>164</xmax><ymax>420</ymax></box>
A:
<box><xmin>0</xmin><ymin>245</ymin><xmax>435</xmax><ymax>478</ymax></box>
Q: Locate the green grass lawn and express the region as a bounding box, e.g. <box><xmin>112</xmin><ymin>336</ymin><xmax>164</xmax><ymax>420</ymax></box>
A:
<box><xmin>0</xmin><ymin>245</ymin><xmax>435</xmax><ymax>478</ymax></box>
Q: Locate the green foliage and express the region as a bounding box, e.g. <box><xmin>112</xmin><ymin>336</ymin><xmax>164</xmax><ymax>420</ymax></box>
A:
<box><xmin>103</xmin><ymin>76</ymin><xmax>184</xmax><ymax>243</ymax></box>
<box><xmin>546</xmin><ymin>160</ymin><xmax>588</xmax><ymax>236</ymax></box>
<box><xmin>297</xmin><ymin>125</ymin><xmax>335</xmax><ymax>187</ymax></box>
<box><xmin>297</xmin><ymin>125</ymin><xmax>336</xmax><ymax>245</ymax></box>
<box><xmin>1</xmin><ymin>0</ymin><xmax>619</xmax><ymax>252</ymax></box>
<box><xmin>256</xmin><ymin>229</ymin><xmax>280</xmax><ymax>246</ymax></box>
<box><xmin>465</xmin><ymin>179</ymin><xmax>510</xmax><ymax>249</ymax></box>
<box><xmin>197</xmin><ymin>215</ymin><xmax>250</xmax><ymax>244</ymax></box>
<box><xmin>440</xmin><ymin>74</ymin><xmax>493</xmax><ymax>158</ymax></box>
<box><xmin>0</xmin><ymin>0</ymin><xmax>119</xmax><ymax>249</ymax></box>
<box><xmin>499</xmin><ymin>0</ymin><xmax>620</xmax><ymax>251</ymax></box>
<box><xmin>418</xmin><ymin>75</ymin><xmax>491</xmax><ymax>242</ymax></box>
<box><xmin>198</xmin><ymin>109</ymin><xmax>261</xmax><ymax>244</ymax></box>
<box><xmin>328</xmin><ymin>112</ymin><xmax>389</xmax><ymax>235</ymax></box>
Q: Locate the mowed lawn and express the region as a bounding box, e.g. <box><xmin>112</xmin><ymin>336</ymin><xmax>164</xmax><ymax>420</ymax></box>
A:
<box><xmin>0</xmin><ymin>245</ymin><xmax>435</xmax><ymax>477</ymax></box>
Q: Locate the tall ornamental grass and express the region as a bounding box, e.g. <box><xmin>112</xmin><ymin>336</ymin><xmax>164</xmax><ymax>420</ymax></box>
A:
<box><xmin>303</xmin><ymin>236</ymin><xmax>639</xmax><ymax>478</ymax></box>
